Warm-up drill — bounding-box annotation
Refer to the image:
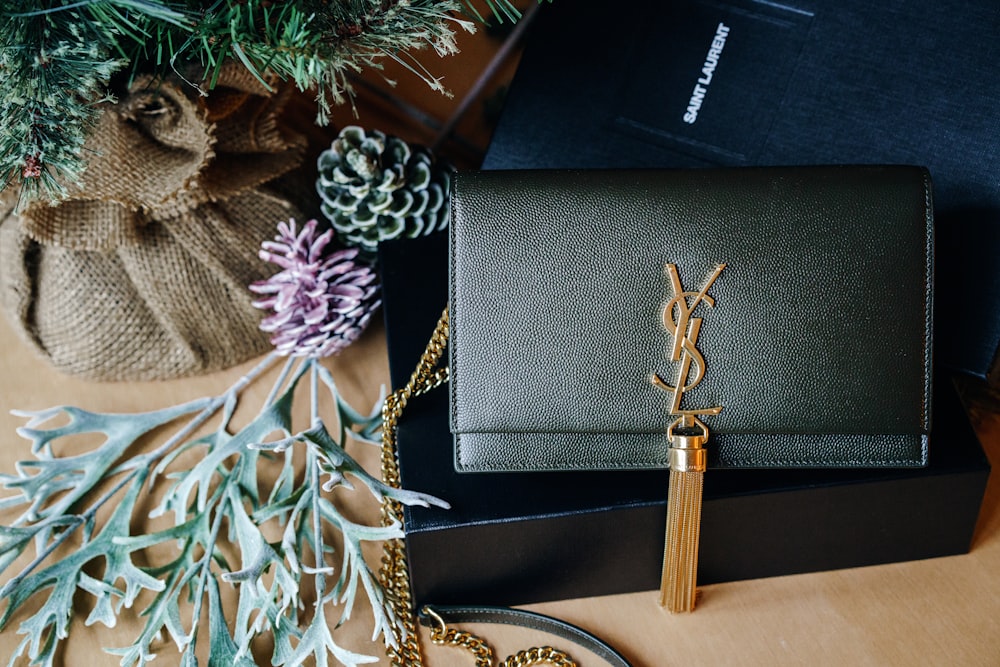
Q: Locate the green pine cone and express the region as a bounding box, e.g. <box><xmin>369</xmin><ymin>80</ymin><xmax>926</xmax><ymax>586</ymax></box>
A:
<box><xmin>316</xmin><ymin>126</ymin><xmax>452</xmax><ymax>257</ymax></box>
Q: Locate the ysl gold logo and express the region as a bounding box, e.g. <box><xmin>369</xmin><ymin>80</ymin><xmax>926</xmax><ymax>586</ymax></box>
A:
<box><xmin>652</xmin><ymin>263</ymin><xmax>726</xmax><ymax>417</ymax></box>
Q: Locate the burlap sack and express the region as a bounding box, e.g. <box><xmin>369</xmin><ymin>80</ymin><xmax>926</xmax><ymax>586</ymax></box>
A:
<box><xmin>0</xmin><ymin>65</ymin><xmax>311</xmax><ymax>381</ymax></box>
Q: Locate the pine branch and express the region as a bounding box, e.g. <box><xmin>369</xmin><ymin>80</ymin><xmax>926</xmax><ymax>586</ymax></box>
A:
<box><xmin>0</xmin><ymin>1</ymin><xmax>123</xmax><ymax>202</ymax></box>
<box><xmin>0</xmin><ymin>0</ymin><xmax>524</xmax><ymax>207</ymax></box>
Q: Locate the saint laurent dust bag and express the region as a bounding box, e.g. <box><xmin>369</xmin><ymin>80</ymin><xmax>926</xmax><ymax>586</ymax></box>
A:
<box><xmin>446</xmin><ymin>166</ymin><xmax>933</xmax><ymax>611</ymax></box>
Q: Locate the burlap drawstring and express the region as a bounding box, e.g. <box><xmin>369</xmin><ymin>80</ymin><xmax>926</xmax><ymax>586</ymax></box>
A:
<box><xmin>0</xmin><ymin>64</ymin><xmax>312</xmax><ymax>381</ymax></box>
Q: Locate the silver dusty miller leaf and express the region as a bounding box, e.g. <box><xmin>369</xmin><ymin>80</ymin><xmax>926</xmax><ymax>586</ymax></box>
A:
<box><xmin>0</xmin><ymin>355</ymin><xmax>448</xmax><ymax>667</ymax></box>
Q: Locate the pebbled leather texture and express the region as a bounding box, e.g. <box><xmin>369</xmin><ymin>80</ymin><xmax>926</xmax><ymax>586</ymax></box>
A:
<box><xmin>450</xmin><ymin>167</ymin><xmax>933</xmax><ymax>471</ymax></box>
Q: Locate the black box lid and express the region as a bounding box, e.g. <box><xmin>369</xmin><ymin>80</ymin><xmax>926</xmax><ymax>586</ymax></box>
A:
<box><xmin>484</xmin><ymin>0</ymin><xmax>1000</xmax><ymax>382</ymax></box>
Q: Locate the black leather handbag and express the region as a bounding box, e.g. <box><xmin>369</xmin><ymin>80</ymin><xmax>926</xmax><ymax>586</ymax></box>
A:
<box><xmin>447</xmin><ymin>166</ymin><xmax>933</xmax><ymax>611</ymax></box>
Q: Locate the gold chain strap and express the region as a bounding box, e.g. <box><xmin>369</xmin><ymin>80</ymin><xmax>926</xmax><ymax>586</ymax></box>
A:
<box><xmin>422</xmin><ymin>607</ymin><xmax>577</xmax><ymax>667</ymax></box>
<box><xmin>379</xmin><ymin>307</ymin><xmax>578</xmax><ymax>667</ymax></box>
<box><xmin>380</xmin><ymin>308</ymin><xmax>450</xmax><ymax>667</ymax></box>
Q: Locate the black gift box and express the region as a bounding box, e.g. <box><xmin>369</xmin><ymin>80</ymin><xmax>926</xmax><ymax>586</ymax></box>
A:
<box><xmin>483</xmin><ymin>0</ymin><xmax>1000</xmax><ymax>384</ymax></box>
<box><xmin>379</xmin><ymin>233</ymin><xmax>991</xmax><ymax>607</ymax></box>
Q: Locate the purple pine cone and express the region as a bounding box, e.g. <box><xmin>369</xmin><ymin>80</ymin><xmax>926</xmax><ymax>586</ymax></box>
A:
<box><xmin>250</xmin><ymin>219</ymin><xmax>381</xmax><ymax>357</ymax></box>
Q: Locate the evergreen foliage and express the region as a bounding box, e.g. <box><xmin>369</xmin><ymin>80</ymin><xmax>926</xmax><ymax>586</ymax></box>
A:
<box><xmin>0</xmin><ymin>3</ymin><xmax>123</xmax><ymax>202</ymax></box>
<box><xmin>0</xmin><ymin>0</ymin><xmax>520</xmax><ymax>205</ymax></box>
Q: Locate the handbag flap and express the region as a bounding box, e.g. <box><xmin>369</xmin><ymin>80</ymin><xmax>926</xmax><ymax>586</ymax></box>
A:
<box><xmin>449</xmin><ymin>167</ymin><xmax>932</xmax><ymax>471</ymax></box>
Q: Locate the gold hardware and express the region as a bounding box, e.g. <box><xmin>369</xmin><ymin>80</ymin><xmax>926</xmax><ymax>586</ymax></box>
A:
<box><xmin>424</xmin><ymin>604</ymin><xmax>496</xmax><ymax>667</ymax></box>
<box><xmin>652</xmin><ymin>263</ymin><xmax>725</xmax><ymax>417</ymax></box>
<box><xmin>421</xmin><ymin>604</ymin><xmax>579</xmax><ymax>667</ymax></box>
<box><xmin>422</xmin><ymin>605</ymin><xmax>448</xmax><ymax>633</ymax></box>
<box><xmin>380</xmin><ymin>308</ymin><xmax>578</xmax><ymax>667</ymax></box>
<box><xmin>652</xmin><ymin>263</ymin><xmax>725</xmax><ymax>613</ymax></box>
<box><xmin>380</xmin><ymin>308</ymin><xmax>450</xmax><ymax>667</ymax></box>
<box><xmin>666</xmin><ymin>415</ymin><xmax>709</xmax><ymax>472</ymax></box>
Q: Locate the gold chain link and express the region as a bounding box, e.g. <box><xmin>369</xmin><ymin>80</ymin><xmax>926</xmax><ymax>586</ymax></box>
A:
<box><xmin>379</xmin><ymin>307</ymin><xmax>578</xmax><ymax>667</ymax></box>
<box><xmin>428</xmin><ymin>613</ymin><xmax>495</xmax><ymax>667</ymax></box>
<box><xmin>424</xmin><ymin>605</ymin><xmax>578</xmax><ymax>667</ymax></box>
<box><xmin>380</xmin><ymin>308</ymin><xmax>451</xmax><ymax>667</ymax></box>
<box><xmin>502</xmin><ymin>647</ymin><xmax>579</xmax><ymax>667</ymax></box>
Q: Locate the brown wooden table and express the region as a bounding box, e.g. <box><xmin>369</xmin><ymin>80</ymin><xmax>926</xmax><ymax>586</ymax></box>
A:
<box><xmin>1</xmin><ymin>311</ymin><xmax>997</xmax><ymax>666</ymax></box>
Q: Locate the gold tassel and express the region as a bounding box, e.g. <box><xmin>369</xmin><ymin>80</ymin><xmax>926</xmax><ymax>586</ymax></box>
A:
<box><xmin>660</xmin><ymin>421</ymin><xmax>708</xmax><ymax>612</ymax></box>
<box><xmin>652</xmin><ymin>262</ymin><xmax>725</xmax><ymax>612</ymax></box>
